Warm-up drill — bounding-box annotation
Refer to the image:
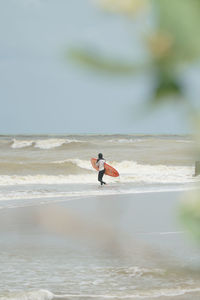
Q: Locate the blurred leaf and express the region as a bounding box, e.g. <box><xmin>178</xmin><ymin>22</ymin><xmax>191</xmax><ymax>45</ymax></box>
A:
<box><xmin>96</xmin><ymin>0</ymin><xmax>149</xmax><ymax>16</ymax></box>
<box><xmin>68</xmin><ymin>0</ymin><xmax>200</xmax><ymax>112</ymax></box>
<box><xmin>180</xmin><ymin>192</ymin><xmax>200</xmax><ymax>243</ymax></box>
<box><xmin>154</xmin><ymin>71</ymin><xmax>182</xmax><ymax>100</ymax></box>
<box><xmin>154</xmin><ymin>0</ymin><xmax>200</xmax><ymax>63</ymax></box>
<box><xmin>68</xmin><ymin>48</ymin><xmax>143</xmax><ymax>75</ymax></box>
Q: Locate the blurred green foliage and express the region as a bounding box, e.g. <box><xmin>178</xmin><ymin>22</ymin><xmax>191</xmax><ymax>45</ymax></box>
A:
<box><xmin>68</xmin><ymin>0</ymin><xmax>200</xmax><ymax>244</ymax></box>
<box><xmin>68</xmin><ymin>48</ymin><xmax>139</xmax><ymax>75</ymax></box>
<box><xmin>68</xmin><ymin>0</ymin><xmax>200</xmax><ymax>105</ymax></box>
<box><xmin>155</xmin><ymin>0</ymin><xmax>200</xmax><ymax>63</ymax></box>
<box><xmin>180</xmin><ymin>192</ymin><xmax>200</xmax><ymax>243</ymax></box>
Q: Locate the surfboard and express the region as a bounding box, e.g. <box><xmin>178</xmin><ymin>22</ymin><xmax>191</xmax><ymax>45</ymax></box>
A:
<box><xmin>91</xmin><ymin>158</ymin><xmax>119</xmax><ymax>177</ymax></box>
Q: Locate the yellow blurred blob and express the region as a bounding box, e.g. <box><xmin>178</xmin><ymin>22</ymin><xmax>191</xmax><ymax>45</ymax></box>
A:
<box><xmin>182</xmin><ymin>190</ymin><xmax>200</xmax><ymax>212</ymax></box>
<box><xmin>180</xmin><ymin>189</ymin><xmax>200</xmax><ymax>242</ymax></box>
<box><xmin>96</xmin><ymin>0</ymin><xmax>149</xmax><ymax>16</ymax></box>
<box><xmin>147</xmin><ymin>32</ymin><xmax>173</xmax><ymax>59</ymax></box>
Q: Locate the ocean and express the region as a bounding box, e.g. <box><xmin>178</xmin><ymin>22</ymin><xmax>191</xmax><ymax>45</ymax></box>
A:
<box><xmin>0</xmin><ymin>134</ymin><xmax>200</xmax><ymax>300</ymax></box>
<box><xmin>0</xmin><ymin>134</ymin><xmax>197</xmax><ymax>208</ymax></box>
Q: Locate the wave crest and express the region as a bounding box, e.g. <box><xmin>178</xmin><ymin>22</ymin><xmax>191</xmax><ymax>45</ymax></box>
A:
<box><xmin>2</xmin><ymin>287</ymin><xmax>200</xmax><ymax>300</ymax></box>
<box><xmin>0</xmin><ymin>159</ymin><xmax>93</xmax><ymax>176</ymax></box>
<box><xmin>11</xmin><ymin>138</ymin><xmax>87</xmax><ymax>150</ymax></box>
<box><xmin>0</xmin><ymin>160</ymin><xmax>196</xmax><ymax>185</ymax></box>
<box><xmin>110</xmin><ymin>160</ymin><xmax>194</xmax><ymax>184</ymax></box>
<box><xmin>0</xmin><ymin>289</ymin><xmax>54</xmax><ymax>300</ymax></box>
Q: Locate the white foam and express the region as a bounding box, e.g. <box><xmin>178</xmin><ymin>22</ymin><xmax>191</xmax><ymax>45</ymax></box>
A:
<box><xmin>110</xmin><ymin>161</ymin><xmax>195</xmax><ymax>184</ymax></box>
<box><xmin>34</xmin><ymin>139</ymin><xmax>65</xmax><ymax>149</ymax></box>
<box><xmin>48</xmin><ymin>288</ymin><xmax>200</xmax><ymax>299</ymax></box>
<box><xmin>0</xmin><ymin>159</ymin><xmax>197</xmax><ymax>187</ymax></box>
<box><xmin>11</xmin><ymin>139</ymin><xmax>33</xmax><ymax>149</ymax></box>
<box><xmin>0</xmin><ymin>174</ymin><xmax>97</xmax><ymax>186</ymax></box>
<box><xmin>0</xmin><ymin>289</ymin><xmax>54</xmax><ymax>300</ymax></box>
<box><xmin>55</xmin><ymin>287</ymin><xmax>200</xmax><ymax>298</ymax></box>
<box><xmin>176</xmin><ymin>139</ymin><xmax>194</xmax><ymax>144</ymax></box>
<box><xmin>108</xmin><ymin>138</ymin><xmax>143</xmax><ymax>143</ymax></box>
<box><xmin>135</xmin><ymin>231</ymin><xmax>186</xmax><ymax>236</ymax></box>
<box><xmin>53</xmin><ymin>159</ymin><xmax>93</xmax><ymax>170</ymax></box>
<box><xmin>0</xmin><ymin>174</ymin><xmax>194</xmax><ymax>187</ymax></box>
<box><xmin>0</xmin><ymin>183</ymin><xmax>196</xmax><ymax>204</ymax></box>
<box><xmin>2</xmin><ymin>287</ymin><xmax>200</xmax><ymax>300</ymax></box>
<box><xmin>11</xmin><ymin>139</ymin><xmax>86</xmax><ymax>150</ymax></box>
<box><xmin>34</xmin><ymin>138</ymin><xmax>84</xmax><ymax>149</ymax></box>
<box><xmin>51</xmin><ymin>159</ymin><xmax>196</xmax><ymax>184</ymax></box>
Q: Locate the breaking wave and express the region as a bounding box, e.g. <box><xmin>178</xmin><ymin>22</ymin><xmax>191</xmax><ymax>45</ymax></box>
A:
<box><xmin>110</xmin><ymin>160</ymin><xmax>195</xmax><ymax>184</ymax></box>
<box><xmin>0</xmin><ymin>289</ymin><xmax>54</xmax><ymax>300</ymax></box>
<box><xmin>0</xmin><ymin>159</ymin><xmax>92</xmax><ymax>176</ymax></box>
<box><xmin>0</xmin><ymin>160</ymin><xmax>196</xmax><ymax>185</ymax></box>
<box><xmin>1</xmin><ymin>287</ymin><xmax>200</xmax><ymax>299</ymax></box>
<box><xmin>11</xmin><ymin>138</ymin><xmax>87</xmax><ymax>150</ymax></box>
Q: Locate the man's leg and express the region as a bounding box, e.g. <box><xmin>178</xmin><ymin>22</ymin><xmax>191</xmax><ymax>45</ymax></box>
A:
<box><xmin>98</xmin><ymin>170</ymin><xmax>105</xmax><ymax>185</ymax></box>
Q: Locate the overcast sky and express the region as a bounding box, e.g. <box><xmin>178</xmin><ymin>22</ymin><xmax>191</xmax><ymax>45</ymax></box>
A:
<box><xmin>0</xmin><ymin>0</ymin><xmax>199</xmax><ymax>135</ymax></box>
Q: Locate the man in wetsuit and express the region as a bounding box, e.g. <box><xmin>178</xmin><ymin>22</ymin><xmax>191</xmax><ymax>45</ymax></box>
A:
<box><xmin>96</xmin><ymin>153</ymin><xmax>106</xmax><ymax>185</ymax></box>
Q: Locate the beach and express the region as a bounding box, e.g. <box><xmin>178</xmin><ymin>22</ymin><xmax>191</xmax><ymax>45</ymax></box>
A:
<box><xmin>2</xmin><ymin>0</ymin><xmax>200</xmax><ymax>298</ymax></box>
<box><xmin>1</xmin><ymin>192</ymin><xmax>200</xmax><ymax>299</ymax></box>
<box><xmin>0</xmin><ymin>135</ymin><xmax>200</xmax><ymax>299</ymax></box>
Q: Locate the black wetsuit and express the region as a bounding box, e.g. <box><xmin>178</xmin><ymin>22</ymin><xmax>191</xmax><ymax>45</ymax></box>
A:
<box><xmin>98</xmin><ymin>169</ymin><xmax>105</xmax><ymax>184</ymax></box>
<box><xmin>96</xmin><ymin>158</ymin><xmax>106</xmax><ymax>185</ymax></box>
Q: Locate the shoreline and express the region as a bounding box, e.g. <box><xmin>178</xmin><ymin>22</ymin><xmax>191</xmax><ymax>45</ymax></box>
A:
<box><xmin>0</xmin><ymin>190</ymin><xmax>198</xmax><ymax>260</ymax></box>
<box><xmin>0</xmin><ymin>183</ymin><xmax>196</xmax><ymax>209</ymax></box>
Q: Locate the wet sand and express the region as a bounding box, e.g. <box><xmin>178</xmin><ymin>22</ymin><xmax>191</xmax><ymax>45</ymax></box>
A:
<box><xmin>0</xmin><ymin>191</ymin><xmax>200</xmax><ymax>299</ymax></box>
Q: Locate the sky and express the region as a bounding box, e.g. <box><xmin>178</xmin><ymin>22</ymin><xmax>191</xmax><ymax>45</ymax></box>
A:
<box><xmin>0</xmin><ymin>0</ymin><xmax>199</xmax><ymax>135</ymax></box>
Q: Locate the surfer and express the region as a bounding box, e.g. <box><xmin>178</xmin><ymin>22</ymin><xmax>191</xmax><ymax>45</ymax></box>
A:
<box><xmin>96</xmin><ymin>153</ymin><xmax>106</xmax><ymax>185</ymax></box>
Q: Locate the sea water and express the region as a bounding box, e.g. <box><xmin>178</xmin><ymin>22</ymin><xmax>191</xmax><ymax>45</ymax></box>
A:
<box><xmin>0</xmin><ymin>134</ymin><xmax>200</xmax><ymax>299</ymax></box>
<box><xmin>0</xmin><ymin>134</ymin><xmax>197</xmax><ymax>207</ymax></box>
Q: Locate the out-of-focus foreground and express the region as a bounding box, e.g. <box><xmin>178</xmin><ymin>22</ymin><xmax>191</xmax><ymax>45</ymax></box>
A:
<box><xmin>69</xmin><ymin>0</ymin><xmax>200</xmax><ymax>244</ymax></box>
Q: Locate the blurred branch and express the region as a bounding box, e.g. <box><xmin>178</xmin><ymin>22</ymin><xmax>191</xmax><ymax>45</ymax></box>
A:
<box><xmin>180</xmin><ymin>191</ymin><xmax>200</xmax><ymax>243</ymax></box>
<box><xmin>68</xmin><ymin>48</ymin><xmax>145</xmax><ymax>75</ymax></box>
